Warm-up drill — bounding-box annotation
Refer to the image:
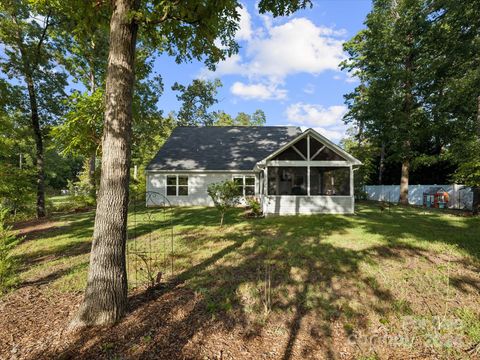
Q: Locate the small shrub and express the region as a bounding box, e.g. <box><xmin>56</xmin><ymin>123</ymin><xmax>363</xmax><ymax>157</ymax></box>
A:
<box><xmin>0</xmin><ymin>207</ymin><xmax>20</xmax><ymax>295</ymax></box>
<box><xmin>245</xmin><ymin>196</ymin><xmax>262</xmax><ymax>217</ymax></box>
<box><xmin>207</xmin><ymin>180</ymin><xmax>241</xmax><ymax>226</ymax></box>
<box><xmin>0</xmin><ymin>165</ymin><xmax>36</xmax><ymax>220</ymax></box>
<box><xmin>66</xmin><ymin>179</ymin><xmax>96</xmax><ymax>210</ymax></box>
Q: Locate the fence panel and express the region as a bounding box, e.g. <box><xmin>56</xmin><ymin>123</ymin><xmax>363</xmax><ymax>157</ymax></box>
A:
<box><xmin>363</xmin><ymin>184</ymin><xmax>473</xmax><ymax>210</ymax></box>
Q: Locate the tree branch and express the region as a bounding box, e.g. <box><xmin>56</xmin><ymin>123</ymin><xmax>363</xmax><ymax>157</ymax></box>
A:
<box><xmin>139</xmin><ymin>0</ymin><xmax>201</xmax><ymax>26</ymax></box>
<box><xmin>36</xmin><ymin>10</ymin><xmax>52</xmax><ymax>59</ymax></box>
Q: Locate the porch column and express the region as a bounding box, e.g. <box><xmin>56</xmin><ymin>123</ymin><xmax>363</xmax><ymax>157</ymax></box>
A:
<box><xmin>350</xmin><ymin>165</ymin><xmax>354</xmax><ymax>197</ymax></box>
<box><xmin>307</xmin><ymin>135</ymin><xmax>310</xmax><ymax>196</ymax></box>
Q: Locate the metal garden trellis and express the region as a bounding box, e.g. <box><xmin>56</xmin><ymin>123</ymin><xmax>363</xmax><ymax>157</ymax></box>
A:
<box><xmin>127</xmin><ymin>191</ymin><xmax>174</xmax><ymax>289</ymax></box>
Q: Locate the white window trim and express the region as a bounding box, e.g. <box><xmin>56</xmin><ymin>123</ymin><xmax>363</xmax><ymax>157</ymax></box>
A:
<box><xmin>232</xmin><ymin>175</ymin><xmax>256</xmax><ymax>197</ymax></box>
<box><xmin>166</xmin><ymin>174</ymin><xmax>188</xmax><ymax>196</ymax></box>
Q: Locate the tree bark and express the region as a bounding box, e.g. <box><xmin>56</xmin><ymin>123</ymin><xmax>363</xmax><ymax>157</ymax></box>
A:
<box><xmin>25</xmin><ymin>73</ymin><xmax>46</xmax><ymax>218</ymax></box>
<box><xmin>398</xmin><ymin>36</ymin><xmax>414</xmax><ymax>205</ymax></box>
<box><xmin>71</xmin><ymin>0</ymin><xmax>139</xmax><ymax>328</ymax></box>
<box><xmin>473</xmin><ymin>95</ymin><xmax>480</xmax><ymax>214</ymax></box>
<box><xmin>399</xmin><ymin>159</ymin><xmax>409</xmax><ymax>205</ymax></box>
<box><xmin>88</xmin><ymin>152</ymin><xmax>96</xmax><ymax>198</ymax></box>
<box><xmin>16</xmin><ymin>29</ymin><xmax>46</xmax><ymax>218</ymax></box>
<box><xmin>88</xmin><ymin>68</ymin><xmax>97</xmax><ymax>198</ymax></box>
<box><xmin>378</xmin><ymin>142</ymin><xmax>385</xmax><ymax>185</ymax></box>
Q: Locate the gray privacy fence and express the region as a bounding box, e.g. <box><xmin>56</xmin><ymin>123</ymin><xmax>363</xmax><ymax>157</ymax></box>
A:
<box><xmin>363</xmin><ymin>184</ymin><xmax>473</xmax><ymax>210</ymax></box>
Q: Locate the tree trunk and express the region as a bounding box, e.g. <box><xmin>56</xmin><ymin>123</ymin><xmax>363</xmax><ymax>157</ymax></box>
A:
<box><xmin>25</xmin><ymin>72</ymin><xmax>46</xmax><ymax>218</ymax></box>
<box><xmin>398</xmin><ymin>38</ymin><xmax>414</xmax><ymax>206</ymax></box>
<box><xmin>71</xmin><ymin>0</ymin><xmax>138</xmax><ymax>328</ymax></box>
<box><xmin>473</xmin><ymin>95</ymin><xmax>480</xmax><ymax>214</ymax></box>
<box><xmin>399</xmin><ymin>159</ymin><xmax>409</xmax><ymax>205</ymax></box>
<box><xmin>14</xmin><ymin>12</ymin><xmax>47</xmax><ymax>218</ymax></box>
<box><xmin>88</xmin><ymin>152</ymin><xmax>96</xmax><ymax>198</ymax></box>
<box><xmin>88</xmin><ymin>66</ymin><xmax>97</xmax><ymax>198</ymax></box>
<box><xmin>378</xmin><ymin>142</ymin><xmax>385</xmax><ymax>185</ymax></box>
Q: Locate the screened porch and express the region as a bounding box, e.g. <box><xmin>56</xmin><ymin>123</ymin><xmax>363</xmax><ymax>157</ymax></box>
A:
<box><xmin>256</xmin><ymin>130</ymin><xmax>359</xmax><ymax>215</ymax></box>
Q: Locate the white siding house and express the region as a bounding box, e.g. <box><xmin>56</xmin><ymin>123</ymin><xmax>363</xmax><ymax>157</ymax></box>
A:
<box><xmin>146</xmin><ymin>171</ymin><xmax>259</xmax><ymax>206</ymax></box>
<box><xmin>146</xmin><ymin>126</ymin><xmax>361</xmax><ymax>215</ymax></box>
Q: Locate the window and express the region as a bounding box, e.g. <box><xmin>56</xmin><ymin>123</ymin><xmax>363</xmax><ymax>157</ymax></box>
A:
<box><xmin>245</xmin><ymin>176</ymin><xmax>255</xmax><ymax>195</ymax></box>
<box><xmin>310</xmin><ymin>167</ymin><xmax>349</xmax><ymax>195</ymax></box>
<box><xmin>267</xmin><ymin>167</ymin><xmax>307</xmax><ymax>195</ymax></box>
<box><xmin>166</xmin><ymin>175</ymin><xmax>188</xmax><ymax>196</ymax></box>
<box><xmin>233</xmin><ymin>176</ymin><xmax>256</xmax><ymax>196</ymax></box>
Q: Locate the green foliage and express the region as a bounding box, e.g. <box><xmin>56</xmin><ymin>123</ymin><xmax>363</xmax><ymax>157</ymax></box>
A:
<box><xmin>0</xmin><ymin>207</ymin><xmax>20</xmax><ymax>295</ymax></box>
<box><xmin>52</xmin><ymin>90</ymin><xmax>104</xmax><ymax>158</ymax></box>
<box><xmin>172</xmin><ymin>78</ymin><xmax>267</xmax><ymax>127</ymax></box>
<box><xmin>455</xmin><ymin>308</ymin><xmax>480</xmax><ymax>344</ymax></box>
<box><xmin>245</xmin><ymin>197</ymin><xmax>262</xmax><ymax>217</ymax></box>
<box><xmin>207</xmin><ymin>180</ymin><xmax>241</xmax><ymax>226</ymax></box>
<box><xmin>341</xmin><ymin>129</ymin><xmax>378</xmax><ymax>192</ymax></box>
<box><xmin>214</xmin><ymin>109</ymin><xmax>267</xmax><ymax>126</ymax></box>
<box><xmin>0</xmin><ymin>164</ymin><xmax>35</xmax><ymax>219</ymax></box>
<box><xmin>0</xmin><ymin>1</ymin><xmax>68</xmax><ymax>123</ymax></box>
<box><xmin>453</xmin><ymin>140</ymin><xmax>480</xmax><ymax>188</ymax></box>
<box><xmin>172</xmin><ymin>79</ymin><xmax>222</xmax><ymax>126</ymax></box>
<box><xmin>65</xmin><ymin>163</ymin><xmax>97</xmax><ymax>210</ymax></box>
<box><xmin>341</xmin><ymin>0</ymin><xmax>480</xmax><ymax>190</ymax></box>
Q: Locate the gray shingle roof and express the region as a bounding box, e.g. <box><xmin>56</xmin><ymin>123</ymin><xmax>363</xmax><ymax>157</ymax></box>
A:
<box><xmin>146</xmin><ymin>126</ymin><xmax>302</xmax><ymax>171</ymax></box>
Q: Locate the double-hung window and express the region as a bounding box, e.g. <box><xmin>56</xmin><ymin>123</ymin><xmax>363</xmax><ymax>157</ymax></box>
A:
<box><xmin>166</xmin><ymin>175</ymin><xmax>188</xmax><ymax>196</ymax></box>
<box><xmin>233</xmin><ymin>175</ymin><xmax>255</xmax><ymax>196</ymax></box>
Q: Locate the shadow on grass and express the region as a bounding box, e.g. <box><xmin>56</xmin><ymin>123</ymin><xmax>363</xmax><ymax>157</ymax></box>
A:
<box><xmin>34</xmin><ymin>213</ymin><xmax>414</xmax><ymax>359</ymax></box>
<box><xmin>14</xmin><ymin>202</ymin><xmax>480</xmax><ymax>359</ymax></box>
<box><xmin>354</xmin><ymin>202</ymin><xmax>480</xmax><ymax>260</ymax></box>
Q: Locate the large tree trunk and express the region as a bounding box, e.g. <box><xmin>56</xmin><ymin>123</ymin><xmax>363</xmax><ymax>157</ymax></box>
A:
<box><xmin>399</xmin><ymin>159</ymin><xmax>409</xmax><ymax>205</ymax></box>
<box><xmin>88</xmin><ymin>153</ymin><xmax>96</xmax><ymax>198</ymax></box>
<box><xmin>71</xmin><ymin>0</ymin><xmax>138</xmax><ymax>328</ymax></box>
<box><xmin>473</xmin><ymin>95</ymin><xmax>480</xmax><ymax>214</ymax></box>
<box><xmin>25</xmin><ymin>73</ymin><xmax>46</xmax><ymax>218</ymax></box>
<box><xmin>399</xmin><ymin>39</ymin><xmax>414</xmax><ymax>205</ymax></box>
<box><xmin>14</xmin><ymin>13</ymin><xmax>47</xmax><ymax>219</ymax></box>
<box><xmin>378</xmin><ymin>142</ymin><xmax>385</xmax><ymax>185</ymax></box>
<box><xmin>88</xmin><ymin>66</ymin><xmax>97</xmax><ymax>198</ymax></box>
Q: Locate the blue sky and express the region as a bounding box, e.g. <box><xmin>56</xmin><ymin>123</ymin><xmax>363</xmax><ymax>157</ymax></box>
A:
<box><xmin>156</xmin><ymin>0</ymin><xmax>372</xmax><ymax>142</ymax></box>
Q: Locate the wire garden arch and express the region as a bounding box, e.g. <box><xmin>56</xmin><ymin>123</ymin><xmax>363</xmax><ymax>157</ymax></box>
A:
<box><xmin>127</xmin><ymin>191</ymin><xmax>174</xmax><ymax>289</ymax></box>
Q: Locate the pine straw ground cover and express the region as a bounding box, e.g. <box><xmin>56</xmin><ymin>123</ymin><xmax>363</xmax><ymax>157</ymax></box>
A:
<box><xmin>0</xmin><ymin>201</ymin><xmax>479</xmax><ymax>360</ymax></box>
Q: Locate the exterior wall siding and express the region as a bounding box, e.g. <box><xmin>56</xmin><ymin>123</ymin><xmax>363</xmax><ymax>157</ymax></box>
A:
<box><xmin>261</xmin><ymin>195</ymin><xmax>354</xmax><ymax>215</ymax></box>
<box><xmin>146</xmin><ymin>172</ymin><xmax>259</xmax><ymax>206</ymax></box>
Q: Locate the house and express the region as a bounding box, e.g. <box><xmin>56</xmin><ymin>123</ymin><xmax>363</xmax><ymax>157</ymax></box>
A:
<box><xmin>146</xmin><ymin>126</ymin><xmax>362</xmax><ymax>215</ymax></box>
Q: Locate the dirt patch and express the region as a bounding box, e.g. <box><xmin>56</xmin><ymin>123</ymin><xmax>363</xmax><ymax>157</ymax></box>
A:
<box><xmin>13</xmin><ymin>218</ymin><xmax>62</xmax><ymax>241</ymax></box>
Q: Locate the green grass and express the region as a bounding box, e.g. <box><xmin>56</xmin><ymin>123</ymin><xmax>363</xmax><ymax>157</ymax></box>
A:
<box><xmin>10</xmin><ymin>201</ymin><xmax>480</xmax><ymax>358</ymax></box>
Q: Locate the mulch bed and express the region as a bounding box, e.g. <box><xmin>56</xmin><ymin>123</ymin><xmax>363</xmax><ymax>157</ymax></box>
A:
<box><xmin>0</xmin><ymin>281</ymin><xmax>445</xmax><ymax>360</ymax></box>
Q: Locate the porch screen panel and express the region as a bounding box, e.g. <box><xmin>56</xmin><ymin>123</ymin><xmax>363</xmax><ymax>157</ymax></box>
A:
<box><xmin>310</xmin><ymin>167</ymin><xmax>350</xmax><ymax>195</ymax></box>
<box><xmin>267</xmin><ymin>167</ymin><xmax>307</xmax><ymax>195</ymax></box>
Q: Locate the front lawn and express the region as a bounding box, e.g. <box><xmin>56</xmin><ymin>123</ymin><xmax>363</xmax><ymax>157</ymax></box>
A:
<box><xmin>1</xmin><ymin>202</ymin><xmax>479</xmax><ymax>359</ymax></box>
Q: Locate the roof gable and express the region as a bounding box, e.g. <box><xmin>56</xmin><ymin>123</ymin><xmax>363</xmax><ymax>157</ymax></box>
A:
<box><xmin>259</xmin><ymin>128</ymin><xmax>362</xmax><ymax>165</ymax></box>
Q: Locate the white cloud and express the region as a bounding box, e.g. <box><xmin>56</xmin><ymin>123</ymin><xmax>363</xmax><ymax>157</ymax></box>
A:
<box><xmin>284</xmin><ymin>103</ymin><xmax>348</xmax><ymax>142</ymax></box>
<box><xmin>243</xmin><ymin>18</ymin><xmax>345</xmax><ymax>81</ymax></box>
<box><xmin>202</xmin><ymin>7</ymin><xmax>347</xmax><ymax>100</ymax></box>
<box><xmin>334</xmin><ymin>72</ymin><xmax>359</xmax><ymax>84</ymax></box>
<box><xmin>309</xmin><ymin>127</ymin><xmax>345</xmax><ymax>142</ymax></box>
<box><xmin>230</xmin><ymin>81</ymin><xmax>287</xmax><ymax>100</ymax></box>
<box><xmin>235</xmin><ymin>5</ymin><xmax>253</xmax><ymax>41</ymax></box>
<box><xmin>286</xmin><ymin>103</ymin><xmax>347</xmax><ymax>127</ymax></box>
<box><xmin>303</xmin><ymin>83</ymin><xmax>315</xmax><ymax>94</ymax></box>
